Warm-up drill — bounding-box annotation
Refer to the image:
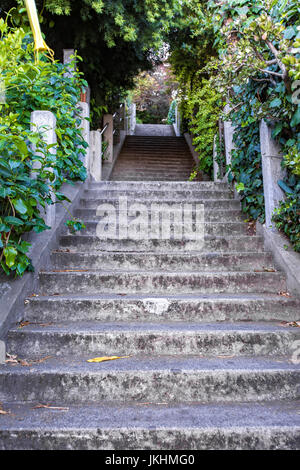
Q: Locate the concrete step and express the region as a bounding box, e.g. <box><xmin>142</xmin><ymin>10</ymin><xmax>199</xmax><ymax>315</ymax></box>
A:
<box><xmin>111</xmin><ymin>172</ymin><xmax>197</xmax><ymax>180</ymax></box>
<box><xmin>87</xmin><ymin>181</ymin><xmax>229</xmax><ymax>190</ymax></box>
<box><xmin>83</xmin><ymin>189</ymin><xmax>233</xmax><ymax>199</ymax></box>
<box><xmin>51</xmin><ymin>251</ymin><xmax>273</xmax><ymax>272</ymax></box>
<box><xmin>74</xmin><ymin>208</ymin><xmax>245</xmax><ymax>222</ymax></box>
<box><xmin>0</xmin><ymin>401</ymin><xmax>299</xmax><ymax>450</ymax></box>
<box><xmin>38</xmin><ymin>270</ymin><xmax>286</xmax><ymax>295</ymax></box>
<box><xmin>114</xmin><ymin>159</ymin><xmax>193</xmax><ymax>163</ymax></box>
<box><xmin>7</xmin><ymin>322</ymin><xmax>300</xmax><ymax>358</ymax></box>
<box><xmin>110</xmin><ymin>176</ymin><xmax>200</xmax><ymax>181</ymax></box>
<box><xmin>79</xmin><ymin>198</ymin><xmax>241</xmax><ymax>210</ymax></box>
<box><xmin>0</xmin><ymin>356</ymin><xmax>299</xmax><ymax>404</ymax></box>
<box><xmin>59</xmin><ymin>235</ymin><xmax>264</xmax><ymax>252</ymax></box>
<box><xmin>23</xmin><ymin>293</ymin><xmax>300</xmax><ymax>324</ymax></box>
<box><xmin>70</xmin><ymin>221</ymin><xmax>248</xmax><ymax>237</ymax></box>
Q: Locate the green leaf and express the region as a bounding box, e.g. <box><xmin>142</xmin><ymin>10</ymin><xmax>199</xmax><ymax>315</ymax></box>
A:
<box><xmin>278</xmin><ymin>180</ymin><xmax>294</xmax><ymax>195</ymax></box>
<box><xmin>283</xmin><ymin>26</ymin><xmax>296</xmax><ymax>40</ymax></box>
<box><xmin>4</xmin><ymin>216</ymin><xmax>24</xmax><ymax>226</ymax></box>
<box><xmin>3</xmin><ymin>247</ymin><xmax>18</xmax><ymax>268</ymax></box>
<box><xmin>269</xmin><ymin>98</ymin><xmax>282</xmax><ymax>108</ymax></box>
<box><xmin>291</xmin><ymin>107</ymin><xmax>300</xmax><ymax>127</ymax></box>
<box><xmin>12</xmin><ymin>198</ymin><xmax>28</xmax><ymax>215</ymax></box>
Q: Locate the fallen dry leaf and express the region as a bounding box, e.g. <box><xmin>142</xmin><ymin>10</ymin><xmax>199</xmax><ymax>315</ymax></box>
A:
<box><xmin>32</xmin><ymin>356</ymin><xmax>53</xmax><ymax>365</ymax></box>
<box><xmin>19</xmin><ymin>360</ymin><xmax>32</xmax><ymax>367</ymax></box>
<box><xmin>5</xmin><ymin>353</ymin><xmax>52</xmax><ymax>367</ymax></box>
<box><xmin>254</xmin><ymin>267</ymin><xmax>276</xmax><ymax>273</ymax></box>
<box><xmin>17</xmin><ymin>321</ymin><xmax>31</xmax><ymax>329</ymax></box>
<box><xmin>280</xmin><ymin>321</ymin><xmax>300</xmax><ymax>328</ymax></box>
<box><xmin>5</xmin><ymin>353</ymin><xmax>18</xmax><ymax>364</ymax></box>
<box><xmin>138</xmin><ymin>402</ymin><xmax>168</xmax><ymax>406</ymax></box>
<box><xmin>18</xmin><ymin>321</ymin><xmax>54</xmax><ymax>329</ymax></box>
<box><xmin>217</xmin><ymin>355</ymin><xmax>236</xmax><ymax>359</ymax></box>
<box><xmin>278</xmin><ymin>291</ymin><xmax>291</xmax><ymax>297</ymax></box>
<box><xmin>0</xmin><ymin>403</ymin><xmax>11</xmax><ymax>415</ymax></box>
<box><xmin>263</xmin><ymin>267</ymin><xmax>276</xmax><ymax>273</ymax></box>
<box><xmin>33</xmin><ymin>404</ymin><xmax>69</xmax><ymax>411</ymax></box>
<box><xmin>87</xmin><ymin>355</ymin><xmax>131</xmax><ymax>363</ymax></box>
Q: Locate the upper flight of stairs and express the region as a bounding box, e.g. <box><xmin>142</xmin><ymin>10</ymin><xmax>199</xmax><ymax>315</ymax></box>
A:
<box><xmin>0</xmin><ymin>136</ymin><xmax>300</xmax><ymax>449</ymax></box>
<box><xmin>111</xmin><ymin>136</ymin><xmax>199</xmax><ymax>181</ymax></box>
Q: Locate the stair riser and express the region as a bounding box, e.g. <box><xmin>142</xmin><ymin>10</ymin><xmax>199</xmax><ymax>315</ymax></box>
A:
<box><xmin>7</xmin><ymin>330</ymin><xmax>296</xmax><ymax>358</ymax></box>
<box><xmin>111</xmin><ymin>177</ymin><xmax>201</xmax><ymax>181</ymax></box>
<box><xmin>88</xmin><ymin>182</ymin><xmax>229</xmax><ymax>190</ymax></box>
<box><xmin>74</xmin><ymin>208</ymin><xmax>244</xmax><ymax>222</ymax></box>
<box><xmin>51</xmin><ymin>252</ymin><xmax>273</xmax><ymax>272</ymax></box>
<box><xmin>69</xmin><ymin>222</ymin><xmax>248</xmax><ymax>237</ymax></box>
<box><xmin>116</xmin><ymin>152</ymin><xmax>193</xmax><ymax>156</ymax></box>
<box><xmin>24</xmin><ymin>297</ymin><xmax>300</xmax><ymax>323</ymax></box>
<box><xmin>59</xmin><ymin>236</ymin><xmax>264</xmax><ymax>253</ymax></box>
<box><xmin>83</xmin><ymin>190</ymin><xmax>232</xmax><ymax>199</ymax></box>
<box><xmin>38</xmin><ymin>272</ymin><xmax>286</xmax><ymax>295</ymax></box>
<box><xmin>0</xmin><ymin>429</ymin><xmax>298</xmax><ymax>451</ymax></box>
<box><xmin>0</xmin><ymin>370</ymin><xmax>298</xmax><ymax>403</ymax></box>
<box><xmin>79</xmin><ymin>199</ymin><xmax>240</xmax><ymax>209</ymax></box>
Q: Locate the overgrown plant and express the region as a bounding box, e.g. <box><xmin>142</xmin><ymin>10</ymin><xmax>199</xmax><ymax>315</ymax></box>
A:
<box><xmin>168</xmin><ymin>0</ymin><xmax>300</xmax><ymax>250</ymax></box>
<box><xmin>0</xmin><ymin>20</ymin><xmax>87</xmax><ymax>276</ymax></box>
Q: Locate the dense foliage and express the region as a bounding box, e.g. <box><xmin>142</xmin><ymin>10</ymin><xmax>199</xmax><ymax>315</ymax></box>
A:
<box><xmin>0</xmin><ymin>0</ymin><xmax>180</xmax><ymax>126</ymax></box>
<box><xmin>169</xmin><ymin>0</ymin><xmax>300</xmax><ymax>250</ymax></box>
<box><xmin>0</xmin><ymin>20</ymin><xmax>87</xmax><ymax>276</ymax></box>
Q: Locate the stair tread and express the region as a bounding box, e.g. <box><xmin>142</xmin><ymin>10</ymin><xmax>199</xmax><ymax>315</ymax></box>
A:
<box><xmin>0</xmin><ymin>401</ymin><xmax>299</xmax><ymax>431</ymax></box>
<box><xmin>40</xmin><ymin>269</ymin><xmax>284</xmax><ymax>277</ymax></box>
<box><xmin>1</xmin><ymin>355</ymin><xmax>299</xmax><ymax>372</ymax></box>
<box><xmin>8</xmin><ymin>320</ymin><xmax>300</xmax><ymax>334</ymax></box>
<box><xmin>25</xmin><ymin>292</ymin><xmax>298</xmax><ymax>301</ymax></box>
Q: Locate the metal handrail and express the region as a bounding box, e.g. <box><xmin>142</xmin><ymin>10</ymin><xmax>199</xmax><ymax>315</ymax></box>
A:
<box><xmin>98</xmin><ymin>123</ymin><xmax>109</xmax><ymax>135</ymax></box>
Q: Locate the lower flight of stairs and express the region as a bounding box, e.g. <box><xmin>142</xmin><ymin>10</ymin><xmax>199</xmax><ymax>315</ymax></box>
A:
<box><xmin>0</xmin><ymin>181</ymin><xmax>299</xmax><ymax>450</ymax></box>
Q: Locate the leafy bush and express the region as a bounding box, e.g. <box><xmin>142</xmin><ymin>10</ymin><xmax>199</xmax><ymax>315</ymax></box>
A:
<box><xmin>227</xmin><ymin>81</ymin><xmax>266</xmax><ymax>223</ymax></box>
<box><xmin>183</xmin><ymin>79</ymin><xmax>221</xmax><ymax>178</ymax></box>
<box><xmin>0</xmin><ymin>21</ymin><xmax>87</xmax><ymax>276</ymax></box>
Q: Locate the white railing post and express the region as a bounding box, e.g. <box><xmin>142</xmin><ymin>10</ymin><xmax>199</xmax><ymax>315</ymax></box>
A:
<box><xmin>31</xmin><ymin>110</ymin><xmax>57</xmax><ymax>227</ymax></box>
<box><xmin>223</xmin><ymin>104</ymin><xmax>236</xmax><ymax>172</ymax></box>
<box><xmin>260</xmin><ymin>120</ymin><xmax>286</xmax><ymax>230</ymax></box>
<box><xmin>120</xmin><ymin>103</ymin><xmax>126</xmax><ymax>131</ymax></box>
<box><xmin>63</xmin><ymin>48</ymin><xmax>75</xmax><ymax>77</ymax></box>
<box><xmin>173</xmin><ymin>103</ymin><xmax>181</xmax><ymax>137</ymax></box>
<box><xmin>213</xmin><ymin>135</ymin><xmax>223</xmax><ymax>182</ymax></box>
<box><xmin>130</xmin><ymin>104</ymin><xmax>136</xmax><ymax>135</ymax></box>
<box><xmin>103</xmin><ymin>114</ymin><xmax>114</xmax><ymax>162</ymax></box>
<box><xmin>90</xmin><ymin>130</ymin><xmax>102</xmax><ymax>182</ymax></box>
<box><xmin>77</xmin><ymin>101</ymin><xmax>90</xmax><ymax>170</ymax></box>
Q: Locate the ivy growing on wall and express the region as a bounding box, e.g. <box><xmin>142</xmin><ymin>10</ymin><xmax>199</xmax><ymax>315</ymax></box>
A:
<box><xmin>168</xmin><ymin>0</ymin><xmax>300</xmax><ymax>251</ymax></box>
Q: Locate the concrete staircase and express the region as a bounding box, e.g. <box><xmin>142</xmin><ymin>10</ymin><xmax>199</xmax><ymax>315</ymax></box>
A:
<box><xmin>111</xmin><ymin>136</ymin><xmax>198</xmax><ymax>181</ymax></box>
<box><xmin>0</xmin><ymin>178</ymin><xmax>300</xmax><ymax>449</ymax></box>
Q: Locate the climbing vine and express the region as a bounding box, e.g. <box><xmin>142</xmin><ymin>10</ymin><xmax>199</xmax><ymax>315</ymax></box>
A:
<box><xmin>169</xmin><ymin>0</ymin><xmax>300</xmax><ymax>251</ymax></box>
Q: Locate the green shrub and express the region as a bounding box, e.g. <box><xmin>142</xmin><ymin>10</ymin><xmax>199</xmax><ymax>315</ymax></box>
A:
<box><xmin>184</xmin><ymin>79</ymin><xmax>221</xmax><ymax>178</ymax></box>
<box><xmin>0</xmin><ymin>21</ymin><xmax>87</xmax><ymax>276</ymax></box>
